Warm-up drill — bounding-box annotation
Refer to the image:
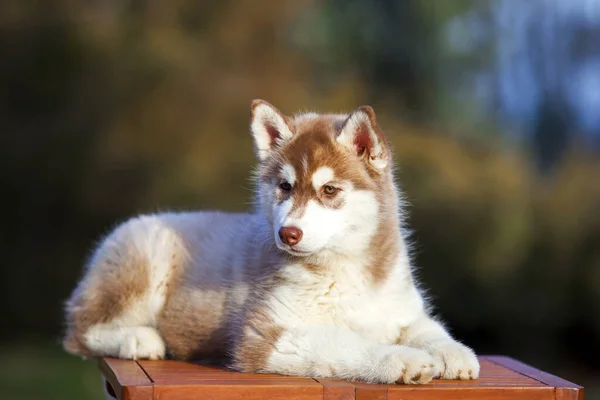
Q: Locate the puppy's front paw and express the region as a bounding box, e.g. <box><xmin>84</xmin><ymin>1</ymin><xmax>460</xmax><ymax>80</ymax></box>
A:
<box><xmin>429</xmin><ymin>341</ymin><xmax>479</xmax><ymax>380</ymax></box>
<box><xmin>119</xmin><ymin>327</ymin><xmax>166</xmax><ymax>360</ymax></box>
<box><xmin>378</xmin><ymin>347</ymin><xmax>439</xmax><ymax>384</ymax></box>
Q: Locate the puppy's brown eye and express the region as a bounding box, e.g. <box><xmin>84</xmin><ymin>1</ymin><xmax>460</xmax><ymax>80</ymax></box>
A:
<box><xmin>323</xmin><ymin>185</ymin><xmax>338</xmax><ymax>195</ymax></box>
<box><xmin>279</xmin><ymin>182</ymin><xmax>292</xmax><ymax>192</ymax></box>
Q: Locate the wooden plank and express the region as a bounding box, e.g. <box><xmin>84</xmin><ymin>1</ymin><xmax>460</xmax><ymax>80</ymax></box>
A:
<box><xmin>137</xmin><ymin>360</ymin><xmax>319</xmax><ymax>383</ymax></box>
<box><xmin>99</xmin><ymin>356</ymin><xmax>584</xmax><ymax>400</ymax></box>
<box><xmin>313</xmin><ymin>378</ymin><xmax>355</xmax><ymax>400</ymax></box>
<box><xmin>99</xmin><ymin>358</ymin><xmax>153</xmax><ymax>400</ymax></box>
<box><xmin>387</xmin><ymin>387</ymin><xmax>554</xmax><ymax>400</ymax></box>
<box><xmin>137</xmin><ymin>360</ymin><xmax>323</xmax><ymax>400</ymax></box>
<box><xmin>353</xmin><ymin>382</ymin><xmax>388</xmax><ymax>400</ymax></box>
<box><xmin>484</xmin><ymin>356</ymin><xmax>584</xmax><ymax>400</ymax></box>
<box><xmin>153</xmin><ymin>384</ymin><xmax>322</xmax><ymax>400</ymax></box>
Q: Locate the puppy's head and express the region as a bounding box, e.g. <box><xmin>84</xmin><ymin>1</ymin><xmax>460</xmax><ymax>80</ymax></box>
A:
<box><xmin>250</xmin><ymin>100</ymin><xmax>393</xmax><ymax>258</ymax></box>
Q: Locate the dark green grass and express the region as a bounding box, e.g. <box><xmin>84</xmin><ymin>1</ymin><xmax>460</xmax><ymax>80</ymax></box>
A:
<box><xmin>0</xmin><ymin>341</ymin><xmax>104</xmax><ymax>400</ymax></box>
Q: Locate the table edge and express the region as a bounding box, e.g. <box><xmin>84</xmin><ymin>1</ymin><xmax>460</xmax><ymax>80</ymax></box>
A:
<box><xmin>99</xmin><ymin>358</ymin><xmax>154</xmax><ymax>400</ymax></box>
<box><xmin>99</xmin><ymin>355</ymin><xmax>585</xmax><ymax>400</ymax></box>
<box><xmin>482</xmin><ymin>356</ymin><xmax>583</xmax><ymax>389</ymax></box>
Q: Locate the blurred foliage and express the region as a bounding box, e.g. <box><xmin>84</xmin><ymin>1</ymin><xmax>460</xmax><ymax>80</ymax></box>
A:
<box><xmin>0</xmin><ymin>341</ymin><xmax>103</xmax><ymax>400</ymax></box>
<box><xmin>0</xmin><ymin>0</ymin><xmax>599</xmax><ymax>398</ymax></box>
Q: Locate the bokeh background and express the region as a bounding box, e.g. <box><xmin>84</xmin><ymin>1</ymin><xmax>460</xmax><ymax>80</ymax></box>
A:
<box><xmin>2</xmin><ymin>0</ymin><xmax>599</xmax><ymax>399</ymax></box>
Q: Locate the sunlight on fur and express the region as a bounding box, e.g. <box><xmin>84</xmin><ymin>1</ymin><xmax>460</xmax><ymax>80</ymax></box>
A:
<box><xmin>63</xmin><ymin>100</ymin><xmax>480</xmax><ymax>385</ymax></box>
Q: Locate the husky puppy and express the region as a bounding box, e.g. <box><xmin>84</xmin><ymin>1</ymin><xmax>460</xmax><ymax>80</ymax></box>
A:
<box><xmin>63</xmin><ymin>100</ymin><xmax>480</xmax><ymax>385</ymax></box>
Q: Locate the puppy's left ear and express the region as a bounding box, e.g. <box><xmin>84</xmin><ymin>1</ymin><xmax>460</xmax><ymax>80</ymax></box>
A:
<box><xmin>250</xmin><ymin>99</ymin><xmax>295</xmax><ymax>161</ymax></box>
<box><xmin>337</xmin><ymin>106</ymin><xmax>389</xmax><ymax>170</ymax></box>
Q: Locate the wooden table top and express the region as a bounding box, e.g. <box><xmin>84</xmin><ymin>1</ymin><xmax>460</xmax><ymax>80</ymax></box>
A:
<box><xmin>99</xmin><ymin>355</ymin><xmax>583</xmax><ymax>400</ymax></box>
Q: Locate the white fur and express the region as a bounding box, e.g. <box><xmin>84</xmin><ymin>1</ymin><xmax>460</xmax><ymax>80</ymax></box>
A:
<box><xmin>294</xmin><ymin>112</ymin><xmax>319</xmax><ymax>122</ymax></box>
<box><xmin>266</xmin><ymin>260</ymin><xmax>422</xmax><ymax>336</ymax></box>
<box><xmin>127</xmin><ymin>217</ymin><xmax>178</xmax><ymax>323</ymax></box>
<box><xmin>257</xmin><ymin>248</ymin><xmax>478</xmax><ymax>383</ymax></box>
<box><xmin>281</xmin><ymin>163</ymin><xmax>296</xmax><ymax>185</ymax></box>
<box><xmin>278</xmin><ymin>189</ymin><xmax>380</xmax><ymax>256</ymax></box>
<box><xmin>261</xmin><ymin>257</ymin><xmax>444</xmax><ymax>383</ymax></box>
<box><xmin>85</xmin><ymin>325</ymin><xmax>166</xmax><ymax>360</ymax></box>
<box><xmin>273</xmin><ymin>198</ymin><xmax>294</xmax><ymax>234</ymax></box>
<box><xmin>265</xmin><ymin>326</ymin><xmax>437</xmax><ymax>383</ymax></box>
<box><xmin>80</xmin><ymin>216</ymin><xmax>183</xmax><ymax>359</ymax></box>
<box><xmin>311</xmin><ymin>166</ymin><xmax>334</xmax><ymax>190</ymax></box>
<box><xmin>401</xmin><ymin>314</ymin><xmax>480</xmax><ymax>379</ymax></box>
<box><xmin>251</xmin><ymin>103</ymin><xmax>294</xmax><ymax>160</ymax></box>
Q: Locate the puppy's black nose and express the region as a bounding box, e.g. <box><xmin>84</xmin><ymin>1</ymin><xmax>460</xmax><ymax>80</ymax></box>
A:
<box><xmin>278</xmin><ymin>226</ymin><xmax>303</xmax><ymax>246</ymax></box>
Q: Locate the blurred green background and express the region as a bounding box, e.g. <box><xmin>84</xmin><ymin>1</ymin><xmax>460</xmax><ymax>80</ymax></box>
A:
<box><xmin>1</xmin><ymin>0</ymin><xmax>599</xmax><ymax>399</ymax></box>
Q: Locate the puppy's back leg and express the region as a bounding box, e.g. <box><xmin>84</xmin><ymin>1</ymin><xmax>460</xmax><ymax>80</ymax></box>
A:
<box><xmin>63</xmin><ymin>215</ymin><xmax>185</xmax><ymax>360</ymax></box>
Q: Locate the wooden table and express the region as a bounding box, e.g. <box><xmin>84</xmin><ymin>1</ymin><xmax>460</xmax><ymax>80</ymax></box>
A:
<box><xmin>99</xmin><ymin>355</ymin><xmax>583</xmax><ymax>400</ymax></box>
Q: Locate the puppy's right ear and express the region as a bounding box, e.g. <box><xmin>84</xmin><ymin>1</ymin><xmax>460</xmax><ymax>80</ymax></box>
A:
<box><xmin>250</xmin><ymin>100</ymin><xmax>295</xmax><ymax>161</ymax></box>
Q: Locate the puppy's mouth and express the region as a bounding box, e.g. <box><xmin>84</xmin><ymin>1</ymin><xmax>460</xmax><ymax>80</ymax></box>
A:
<box><xmin>274</xmin><ymin>237</ymin><xmax>314</xmax><ymax>257</ymax></box>
<box><xmin>282</xmin><ymin>246</ymin><xmax>313</xmax><ymax>257</ymax></box>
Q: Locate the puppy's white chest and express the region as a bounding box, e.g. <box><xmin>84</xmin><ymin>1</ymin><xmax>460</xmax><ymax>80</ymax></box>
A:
<box><xmin>311</xmin><ymin>280</ymin><xmax>364</xmax><ymax>319</ymax></box>
<box><xmin>272</xmin><ymin>264</ymin><xmax>423</xmax><ymax>344</ymax></box>
<box><xmin>306</xmin><ymin>279</ymin><xmax>406</xmax><ymax>343</ymax></box>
